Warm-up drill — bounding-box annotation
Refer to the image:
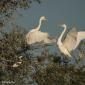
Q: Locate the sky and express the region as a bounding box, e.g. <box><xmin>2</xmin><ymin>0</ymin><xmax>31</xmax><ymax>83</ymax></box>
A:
<box><xmin>12</xmin><ymin>0</ymin><xmax>85</xmax><ymax>37</ymax></box>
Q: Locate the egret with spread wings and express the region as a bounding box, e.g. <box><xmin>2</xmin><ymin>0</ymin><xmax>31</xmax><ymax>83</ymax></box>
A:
<box><xmin>26</xmin><ymin>16</ymin><xmax>56</xmax><ymax>45</ymax></box>
<box><xmin>57</xmin><ymin>24</ymin><xmax>85</xmax><ymax>57</ymax></box>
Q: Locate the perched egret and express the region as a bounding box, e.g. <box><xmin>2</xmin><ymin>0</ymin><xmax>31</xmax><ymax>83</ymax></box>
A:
<box><xmin>12</xmin><ymin>62</ymin><xmax>22</xmax><ymax>68</ymax></box>
<box><xmin>57</xmin><ymin>24</ymin><xmax>85</xmax><ymax>57</ymax></box>
<box><xmin>12</xmin><ymin>56</ymin><xmax>23</xmax><ymax>68</ymax></box>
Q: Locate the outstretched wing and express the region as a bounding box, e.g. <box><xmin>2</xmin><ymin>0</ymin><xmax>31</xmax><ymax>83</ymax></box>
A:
<box><xmin>78</xmin><ymin>32</ymin><xmax>85</xmax><ymax>41</ymax></box>
<box><xmin>73</xmin><ymin>31</ymin><xmax>85</xmax><ymax>49</ymax></box>
<box><xmin>63</xmin><ymin>27</ymin><xmax>77</xmax><ymax>52</ymax></box>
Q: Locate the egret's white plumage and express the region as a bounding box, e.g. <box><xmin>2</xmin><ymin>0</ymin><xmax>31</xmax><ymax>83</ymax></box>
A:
<box><xmin>12</xmin><ymin>62</ymin><xmax>22</xmax><ymax>68</ymax></box>
<box><xmin>26</xmin><ymin>16</ymin><xmax>56</xmax><ymax>44</ymax></box>
<box><xmin>74</xmin><ymin>32</ymin><xmax>85</xmax><ymax>49</ymax></box>
<box><xmin>57</xmin><ymin>24</ymin><xmax>85</xmax><ymax>57</ymax></box>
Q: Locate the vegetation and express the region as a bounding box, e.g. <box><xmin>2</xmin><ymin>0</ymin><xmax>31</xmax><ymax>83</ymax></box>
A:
<box><xmin>0</xmin><ymin>0</ymin><xmax>41</xmax><ymax>13</ymax></box>
<box><xmin>34</xmin><ymin>57</ymin><xmax>85</xmax><ymax>85</ymax></box>
<box><xmin>0</xmin><ymin>0</ymin><xmax>42</xmax><ymax>29</ymax></box>
<box><xmin>0</xmin><ymin>25</ymin><xmax>85</xmax><ymax>85</ymax></box>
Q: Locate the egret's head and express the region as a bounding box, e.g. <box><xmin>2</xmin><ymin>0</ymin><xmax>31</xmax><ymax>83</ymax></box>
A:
<box><xmin>40</xmin><ymin>16</ymin><xmax>47</xmax><ymax>21</ymax></box>
<box><xmin>60</xmin><ymin>24</ymin><xmax>66</xmax><ymax>28</ymax></box>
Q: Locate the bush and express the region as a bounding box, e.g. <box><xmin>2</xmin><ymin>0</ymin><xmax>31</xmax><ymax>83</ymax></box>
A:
<box><xmin>0</xmin><ymin>24</ymin><xmax>85</xmax><ymax>85</ymax></box>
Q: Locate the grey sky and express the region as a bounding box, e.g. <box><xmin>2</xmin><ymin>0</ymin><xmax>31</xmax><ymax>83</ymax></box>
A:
<box><xmin>14</xmin><ymin>0</ymin><xmax>85</xmax><ymax>36</ymax></box>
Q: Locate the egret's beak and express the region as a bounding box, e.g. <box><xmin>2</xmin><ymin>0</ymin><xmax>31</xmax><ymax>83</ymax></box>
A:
<box><xmin>57</xmin><ymin>24</ymin><xmax>61</xmax><ymax>27</ymax></box>
<box><xmin>45</xmin><ymin>19</ymin><xmax>48</xmax><ymax>21</ymax></box>
<box><xmin>60</xmin><ymin>24</ymin><xmax>66</xmax><ymax>27</ymax></box>
<box><xmin>57</xmin><ymin>24</ymin><xmax>62</xmax><ymax>26</ymax></box>
<box><xmin>44</xmin><ymin>17</ymin><xmax>47</xmax><ymax>21</ymax></box>
<box><xmin>57</xmin><ymin>23</ymin><xmax>64</xmax><ymax>27</ymax></box>
<box><xmin>60</xmin><ymin>25</ymin><xmax>63</xmax><ymax>27</ymax></box>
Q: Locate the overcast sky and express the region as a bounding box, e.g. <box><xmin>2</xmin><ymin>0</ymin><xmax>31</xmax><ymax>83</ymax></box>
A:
<box><xmin>13</xmin><ymin>0</ymin><xmax>85</xmax><ymax>36</ymax></box>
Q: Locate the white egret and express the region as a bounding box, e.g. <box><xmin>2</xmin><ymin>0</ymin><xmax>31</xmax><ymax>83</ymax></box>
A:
<box><xmin>12</xmin><ymin>61</ymin><xmax>22</xmax><ymax>68</ymax></box>
<box><xmin>57</xmin><ymin>24</ymin><xmax>85</xmax><ymax>57</ymax></box>
<box><xmin>26</xmin><ymin>16</ymin><xmax>56</xmax><ymax>44</ymax></box>
<box><xmin>12</xmin><ymin>56</ymin><xmax>23</xmax><ymax>68</ymax></box>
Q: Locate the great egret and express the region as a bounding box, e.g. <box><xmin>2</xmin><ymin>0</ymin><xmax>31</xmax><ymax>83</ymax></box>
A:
<box><xmin>26</xmin><ymin>16</ymin><xmax>56</xmax><ymax>44</ymax></box>
<box><xmin>12</xmin><ymin>61</ymin><xmax>22</xmax><ymax>68</ymax></box>
<box><xmin>57</xmin><ymin>24</ymin><xmax>85</xmax><ymax>57</ymax></box>
<box><xmin>12</xmin><ymin>56</ymin><xmax>23</xmax><ymax>68</ymax></box>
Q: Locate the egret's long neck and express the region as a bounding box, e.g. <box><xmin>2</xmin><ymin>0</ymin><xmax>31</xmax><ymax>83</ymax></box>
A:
<box><xmin>36</xmin><ymin>19</ymin><xmax>42</xmax><ymax>30</ymax></box>
<box><xmin>58</xmin><ymin>26</ymin><xmax>66</xmax><ymax>43</ymax></box>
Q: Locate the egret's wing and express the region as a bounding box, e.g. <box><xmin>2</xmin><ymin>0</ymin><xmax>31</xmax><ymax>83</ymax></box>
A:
<box><xmin>73</xmin><ymin>31</ymin><xmax>85</xmax><ymax>49</ymax></box>
<box><xmin>26</xmin><ymin>30</ymin><xmax>56</xmax><ymax>45</ymax></box>
<box><xmin>26</xmin><ymin>30</ymin><xmax>49</xmax><ymax>44</ymax></box>
<box><xmin>63</xmin><ymin>27</ymin><xmax>77</xmax><ymax>51</ymax></box>
<box><xmin>78</xmin><ymin>32</ymin><xmax>85</xmax><ymax>41</ymax></box>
